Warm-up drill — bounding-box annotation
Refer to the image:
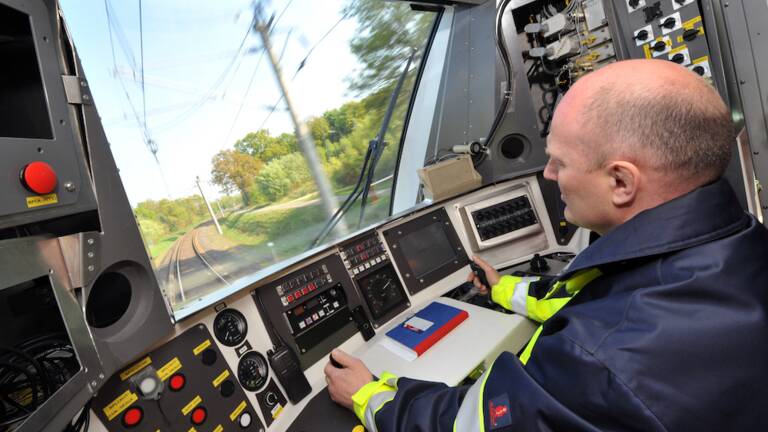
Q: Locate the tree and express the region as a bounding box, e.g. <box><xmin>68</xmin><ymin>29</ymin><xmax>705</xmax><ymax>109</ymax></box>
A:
<box><xmin>344</xmin><ymin>0</ymin><xmax>434</xmax><ymax>98</ymax></box>
<box><xmin>234</xmin><ymin>129</ymin><xmax>297</xmax><ymax>162</ymax></box>
<box><xmin>323</xmin><ymin>101</ymin><xmax>364</xmax><ymax>142</ymax></box>
<box><xmin>211</xmin><ymin>149</ymin><xmax>263</xmax><ymax>205</ymax></box>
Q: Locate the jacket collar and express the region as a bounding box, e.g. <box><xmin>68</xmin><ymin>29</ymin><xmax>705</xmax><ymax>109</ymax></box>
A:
<box><xmin>561</xmin><ymin>178</ymin><xmax>751</xmax><ymax>279</ymax></box>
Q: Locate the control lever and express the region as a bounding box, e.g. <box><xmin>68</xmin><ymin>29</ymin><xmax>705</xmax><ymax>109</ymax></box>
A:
<box><xmin>469</xmin><ymin>261</ymin><xmax>490</xmax><ymax>289</ymax></box>
<box><xmin>329</xmin><ymin>353</ymin><xmax>343</xmax><ymax>369</ymax></box>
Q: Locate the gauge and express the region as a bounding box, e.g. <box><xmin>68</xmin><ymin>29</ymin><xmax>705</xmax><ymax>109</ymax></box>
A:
<box><xmin>359</xmin><ymin>265</ymin><xmax>405</xmax><ymax>320</ymax></box>
<box><xmin>237</xmin><ymin>351</ymin><xmax>269</xmax><ymax>392</ymax></box>
<box><xmin>213</xmin><ymin>309</ymin><xmax>248</xmax><ymax>347</ymax></box>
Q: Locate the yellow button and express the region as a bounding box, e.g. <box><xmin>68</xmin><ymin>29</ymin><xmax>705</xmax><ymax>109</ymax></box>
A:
<box><xmin>352</xmin><ymin>425</ymin><xmax>365</xmax><ymax>432</ymax></box>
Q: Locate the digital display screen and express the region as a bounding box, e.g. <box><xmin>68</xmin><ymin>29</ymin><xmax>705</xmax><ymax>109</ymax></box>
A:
<box><xmin>398</xmin><ymin>222</ymin><xmax>456</xmax><ymax>279</ymax></box>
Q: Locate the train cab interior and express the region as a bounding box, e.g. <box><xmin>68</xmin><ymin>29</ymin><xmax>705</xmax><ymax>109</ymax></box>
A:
<box><xmin>1</xmin><ymin>0</ymin><xmax>767</xmax><ymax>431</ymax></box>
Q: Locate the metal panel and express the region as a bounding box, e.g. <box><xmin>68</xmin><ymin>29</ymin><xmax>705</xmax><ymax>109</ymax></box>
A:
<box><xmin>0</xmin><ymin>0</ymin><xmax>97</xmax><ymax>229</ymax></box>
<box><xmin>0</xmin><ymin>236</ymin><xmax>102</xmax><ymax>432</ymax></box>
<box><xmin>717</xmin><ymin>0</ymin><xmax>768</xmax><ymax>223</ymax></box>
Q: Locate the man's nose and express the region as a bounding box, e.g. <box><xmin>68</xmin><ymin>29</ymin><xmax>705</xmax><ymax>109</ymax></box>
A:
<box><xmin>543</xmin><ymin>160</ymin><xmax>557</xmax><ymax>181</ymax></box>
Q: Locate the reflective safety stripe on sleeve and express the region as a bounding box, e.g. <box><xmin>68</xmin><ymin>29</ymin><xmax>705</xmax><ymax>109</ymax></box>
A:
<box><xmin>511</xmin><ymin>278</ymin><xmax>538</xmax><ymax>316</ymax></box>
<box><xmin>453</xmin><ymin>365</ymin><xmax>495</xmax><ymax>432</ymax></box>
<box><xmin>351</xmin><ymin>372</ymin><xmax>398</xmax><ymax>431</ymax></box>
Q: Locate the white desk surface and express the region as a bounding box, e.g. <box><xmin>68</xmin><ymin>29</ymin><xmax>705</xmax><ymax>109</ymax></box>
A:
<box><xmin>357</xmin><ymin>297</ymin><xmax>537</xmax><ymax>386</ymax></box>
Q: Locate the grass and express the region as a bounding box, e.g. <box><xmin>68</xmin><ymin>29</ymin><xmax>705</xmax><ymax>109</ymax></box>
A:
<box><xmin>148</xmin><ymin>233</ymin><xmax>181</xmax><ymax>262</ymax></box>
<box><xmin>221</xmin><ymin>182</ymin><xmax>393</xmax><ymax>259</ymax></box>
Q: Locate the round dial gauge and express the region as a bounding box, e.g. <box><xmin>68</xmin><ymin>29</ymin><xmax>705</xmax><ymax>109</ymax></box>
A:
<box><xmin>237</xmin><ymin>351</ymin><xmax>269</xmax><ymax>392</ymax></box>
<box><xmin>362</xmin><ymin>268</ymin><xmax>403</xmax><ymax>319</ymax></box>
<box><xmin>213</xmin><ymin>309</ymin><xmax>248</xmax><ymax>347</ymax></box>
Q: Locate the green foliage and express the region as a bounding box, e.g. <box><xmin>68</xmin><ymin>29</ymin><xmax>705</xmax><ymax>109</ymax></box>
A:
<box><xmin>210</xmin><ymin>149</ymin><xmax>263</xmax><ymax>205</ymax></box>
<box><xmin>323</xmin><ymin>101</ymin><xmax>364</xmax><ymax>142</ymax></box>
<box><xmin>234</xmin><ymin>129</ymin><xmax>298</xmax><ymax>162</ymax></box>
<box><xmin>344</xmin><ymin>0</ymin><xmax>435</xmax><ymax>99</ymax></box>
<box><xmin>254</xmin><ymin>152</ymin><xmax>313</xmax><ymax>201</ymax></box>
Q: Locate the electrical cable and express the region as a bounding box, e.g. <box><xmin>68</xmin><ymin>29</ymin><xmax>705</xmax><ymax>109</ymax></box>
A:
<box><xmin>478</xmin><ymin>0</ymin><xmax>515</xmax><ymax>168</ymax></box>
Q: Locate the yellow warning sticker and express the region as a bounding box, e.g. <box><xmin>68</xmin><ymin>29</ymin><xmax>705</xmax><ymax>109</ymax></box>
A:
<box><xmin>683</xmin><ymin>15</ymin><xmax>702</xmax><ymax>29</ymax></box>
<box><xmin>213</xmin><ymin>370</ymin><xmax>230</xmax><ymax>388</ymax></box>
<box><xmin>271</xmin><ymin>403</ymin><xmax>283</xmax><ymax>419</ymax></box>
<box><xmin>103</xmin><ymin>390</ymin><xmax>138</xmax><ymax>421</ymax></box>
<box><xmin>213</xmin><ymin>425</ymin><xmax>224</xmax><ymax>432</ymax></box>
<box><xmin>193</xmin><ymin>339</ymin><xmax>211</xmax><ymax>356</ymax></box>
<box><xmin>26</xmin><ymin>193</ymin><xmax>58</xmax><ymax>208</ymax></box>
<box><xmin>182</xmin><ymin>395</ymin><xmax>202</xmax><ymax>416</ymax></box>
<box><xmin>229</xmin><ymin>400</ymin><xmax>247</xmax><ymax>422</ymax></box>
<box><xmin>120</xmin><ymin>356</ymin><xmax>152</xmax><ymax>381</ymax></box>
<box><xmin>157</xmin><ymin>357</ymin><xmax>182</xmax><ymax>381</ymax></box>
<box><xmin>669</xmin><ymin>44</ymin><xmax>688</xmax><ymax>55</ymax></box>
<box><xmin>692</xmin><ymin>55</ymin><xmax>710</xmax><ymax>65</ymax></box>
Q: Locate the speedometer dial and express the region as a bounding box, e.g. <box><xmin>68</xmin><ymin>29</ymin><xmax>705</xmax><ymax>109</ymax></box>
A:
<box><xmin>237</xmin><ymin>351</ymin><xmax>269</xmax><ymax>392</ymax></box>
<box><xmin>213</xmin><ymin>309</ymin><xmax>248</xmax><ymax>347</ymax></box>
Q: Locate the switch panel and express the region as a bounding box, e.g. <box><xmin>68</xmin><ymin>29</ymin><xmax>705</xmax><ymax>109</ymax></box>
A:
<box><xmin>464</xmin><ymin>191</ymin><xmax>542</xmax><ymax>251</ymax></box>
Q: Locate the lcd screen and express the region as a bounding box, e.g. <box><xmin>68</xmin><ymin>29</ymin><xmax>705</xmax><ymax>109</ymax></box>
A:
<box><xmin>398</xmin><ymin>222</ymin><xmax>456</xmax><ymax>279</ymax></box>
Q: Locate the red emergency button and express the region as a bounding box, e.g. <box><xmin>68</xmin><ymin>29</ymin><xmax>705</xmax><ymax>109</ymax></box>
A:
<box><xmin>191</xmin><ymin>406</ymin><xmax>207</xmax><ymax>425</ymax></box>
<box><xmin>122</xmin><ymin>406</ymin><xmax>143</xmax><ymax>427</ymax></box>
<box><xmin>21</xmin><ymin>161</ymin><xmax>58</xmax><ymax>195</ymax></box>
<box><xmin>169</xmin><ymin>373</ymin><xmax>186</xmax><ymax>391</ymax></box>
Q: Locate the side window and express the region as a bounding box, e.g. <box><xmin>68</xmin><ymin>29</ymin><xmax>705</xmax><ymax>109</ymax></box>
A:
<box><xmin>61</xmin><ymin>0</ymin><xmax>438</xmax><ymax>314</ymax></box>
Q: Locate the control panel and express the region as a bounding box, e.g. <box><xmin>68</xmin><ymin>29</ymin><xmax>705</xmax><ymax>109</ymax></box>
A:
<box><xmin>618</xmin><ymin>0</ymin><xmax>715</xmax><ymax>81</ymax></box>
<box><xmin>254</xmin><ymin>254</ymin><xmax>359</xmax><ymax>369</ymax></box>
<box><xmin>464</xmin><ymin>192</ymin><xmax>542</xmax><ymax>251</ymax></box>
<box><xmin>93</xmin><ymin>325</ymin><xmax>262</xmax><ymax>432</ymax></box>
<box><xmin>0</xmin><ymin>1</ymin><xmax>97</xmax><ymax>228</ymax></box>
<box><xmin>340</xmin><ymin>231</ymin><xmax>409</xmax><ymax>327</ymax></box>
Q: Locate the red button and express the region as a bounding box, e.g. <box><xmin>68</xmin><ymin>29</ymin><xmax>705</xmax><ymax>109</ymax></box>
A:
<box><xmin>295</xmin><ymin>290</ymin><xmax>302</xmax><ymax>299</ymax></box>
<box><xmin>191</xmin><ymin>406</ymin><xmax>207</xmax><ymax>425</ymax></box>
<box><xmin>169</xmin><ymin>373</ymin><xmax>185</xmax><ymax>391</ymax></box>
<box><xmin>287</xmin><ymin>294</ymin><xmax>294</xmax><ymax>302</ymax></box>
<box><xmin>122</xmin><ymin>406</ymin><xmax>143</xmax><ymax>427</ymax></box>
<box><xmin>21</xmin><ymin>161</ymin><xmax>58</xmax><ymax>195</ymax></box>
<box><xmin>301</xmin><ymin>287</ymin><xmax>309</xmax><ymax>295</ymax></box>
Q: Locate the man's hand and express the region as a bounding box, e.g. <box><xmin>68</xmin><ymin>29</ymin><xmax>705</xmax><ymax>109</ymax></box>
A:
<box><xmin>324</xmin><ymin>349</ymin><xmax>374</xmax><ymax>410</ymax></box>
<box><xmin>467</xmin><ymin>256</ymin><xmax>501</xmax><ymax>294</ymax></box>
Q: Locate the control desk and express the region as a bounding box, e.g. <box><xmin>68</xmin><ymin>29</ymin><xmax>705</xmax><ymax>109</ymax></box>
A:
<box><xmin>88</xmin><ymin>176</ymin><xmax>584</xmax><ymax>432</ymax></box>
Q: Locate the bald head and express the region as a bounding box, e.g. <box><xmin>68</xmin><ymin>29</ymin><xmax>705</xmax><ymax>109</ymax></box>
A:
<box><xmin>557</xmin><ymin>59</ymin><xmax>734</xmax><ymax>188</ymax></box>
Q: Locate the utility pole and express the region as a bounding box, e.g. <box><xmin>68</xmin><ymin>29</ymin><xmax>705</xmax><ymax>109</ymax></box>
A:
<box><xmin>196</xmin><ymin>176</ymin><xmax>223</xmax><ymax>235</ymax></box>
<box><xmin>253</xmin><ymin>4</ymin><xmax>349</xmax><ymax>236</ymax></box>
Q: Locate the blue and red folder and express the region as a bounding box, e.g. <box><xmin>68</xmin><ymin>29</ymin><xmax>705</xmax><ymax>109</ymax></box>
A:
<box><xmin>383</xmin><ymin>302</ymin><xmax>469</xmax><ymax>361</ymax></box>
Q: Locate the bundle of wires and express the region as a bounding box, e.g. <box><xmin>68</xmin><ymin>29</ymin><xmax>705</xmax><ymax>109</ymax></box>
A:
<box><xmin>0</xmin><ymin>333</ymin><xmax>86</xmax><ymax>431</ymax></box>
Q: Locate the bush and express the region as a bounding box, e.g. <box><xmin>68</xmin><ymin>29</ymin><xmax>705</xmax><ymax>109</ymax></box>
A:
<box><xmin>254</xmin><ymin>152</ymin><xmax>313</xmax><ymax>201</ymax></box>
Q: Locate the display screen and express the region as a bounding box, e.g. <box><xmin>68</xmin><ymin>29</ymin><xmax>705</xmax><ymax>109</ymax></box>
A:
<box><xmin>398</xmin><ymin>222</ymin><xmax>456</xmax><ymax>279</ymax></box>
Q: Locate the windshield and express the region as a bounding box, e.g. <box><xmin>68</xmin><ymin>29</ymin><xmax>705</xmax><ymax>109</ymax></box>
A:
<box><xmin>60</xmin><ymin>0</ymin><xmax>438</xmax><ymax>314</ymax></box>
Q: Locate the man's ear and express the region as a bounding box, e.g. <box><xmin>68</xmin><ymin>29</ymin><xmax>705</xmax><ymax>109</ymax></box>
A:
<box><xmin>606</xmin><ymin>161</ymin><xmax>640</xmax><ymax>207</ymax></box>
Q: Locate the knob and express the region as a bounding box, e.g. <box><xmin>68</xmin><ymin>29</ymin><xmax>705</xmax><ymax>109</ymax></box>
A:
<box><xmin>661</xmin><ymin>17</ymin><xmax>676</xmax><ymax>29</ymax></box>
<box><xmin>693</xmin><ymin>65</ymin><xmax>705</xmax><ymax>76</ymax></box>
<box><xmin>652</xmin><ymin>41</ymin><xmax>667</xmax><ymax>52</ymax></box>
<box><xmin>266</xmin><ymin>391</ymin><xmax>277</xmax><ymax>406</ymax></box>
<box><xmin>530</xmin><ymin>254</ymin><xmax>550</xmax><ymax>273</ymax></box>
<box><xmin>629</xmin><ymin>0</ymin><xmax>640</xmax><ymax>8</ymax></box>
<box><xmin>683</xmin><ymin>28</ymin><xmax>699</xmax><ymax>41</ymax></box>
<box><xmin>670</xmin><ymin>53</ymin><xmax>685</xmax><ymax>64</ymax></box>
<box><xmin>634</xmin><ymin>29</ymin><xmax>649</xmax><ymax>41</ymax></box>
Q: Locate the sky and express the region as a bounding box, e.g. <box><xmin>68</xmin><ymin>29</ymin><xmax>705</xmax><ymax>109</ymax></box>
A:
<box><xmin>58</xmin><ymin>0</ymin><xmax>362</xmax><ymax>206</ymax></box>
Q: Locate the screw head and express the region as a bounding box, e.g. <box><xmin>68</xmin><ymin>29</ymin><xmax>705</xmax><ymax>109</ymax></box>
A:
<box><xmin>88</xmin><ymin>265</ymin><xmax>95</xmax><ymax>272</ymax></box>
<box><xmin>64</xmin><ymin>181</ymin><xmax>76</xmax><ymax>192</ymax></box>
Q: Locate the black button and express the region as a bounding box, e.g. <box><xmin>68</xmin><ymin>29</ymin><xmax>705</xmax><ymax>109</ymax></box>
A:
<box><xmin>221</xmin><ymin>380</ymin><xmax>235</xmax><ymax>397</ymax></box>
<box><xmin>693</xmin><ymin>65</ymin><xmax>705</xmax><ymax>76</ymax></box>
<box><xmin>201</xmin><ymin>348</ymin><xmax>217</xmax><ymax>366</ymax></box>
<box><xmin>634</xmin><ymin>29</ymin><xmax>649</xmax><ymax>40</ymax></box>
<box><xmin>670</xmin><ymin>53</ymin><xmax>685</xmax><ymax>64</ymax></box>
<box><xmin>652</xmin><ymin>41</ymin><xmax>666</xmax><ymax>52</ymax></box>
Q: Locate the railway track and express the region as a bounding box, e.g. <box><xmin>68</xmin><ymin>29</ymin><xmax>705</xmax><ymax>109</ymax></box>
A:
<box><xmin>165</xmin><ymin>228</ymin><xmax>230</xmax><ymax>306</ymax></box>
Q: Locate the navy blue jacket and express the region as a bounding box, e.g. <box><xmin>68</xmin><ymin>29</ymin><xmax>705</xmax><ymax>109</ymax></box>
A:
<box><xmin>372</xmin><ymin>179</ymin><xmax>768</xmax><ymax>431</ymax></box>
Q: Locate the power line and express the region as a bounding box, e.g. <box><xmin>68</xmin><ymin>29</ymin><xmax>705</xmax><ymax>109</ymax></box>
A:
<box><xmin>139</xmin><ymin>0</ymin><xmax>147</xmax><ymax>135</ymax></box>
<box><xmin>293</xmin><ymin>10</ymin><xmax>351</xmax><ymax>78</ymax></box>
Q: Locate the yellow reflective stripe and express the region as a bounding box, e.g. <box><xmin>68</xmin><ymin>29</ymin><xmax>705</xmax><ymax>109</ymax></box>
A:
<box><xmin>519</xmin><ymin>325</ymin><xmax>544</xmax><ymax>365</ymax></box>
<box><xmin>491</xmin><ymin>275</ymin><xmax>520</xmax><ymax>310</ymax></box>
<box><xmin>525</xmin><ymin>296</ymin><xmax>571</xmax><ymax>323</ymax></box>
<box><xmin>476</xmin><ymin>361</ymin><xmax>497</xmax><ymax>432</ymax></box>
<box><xmin>351</xmin><ymin>372</ymin><xmax>398</xmax><ymax>426</ymax></box>
<box><xmin>564</xmin><ymin>268</ymin><xmax>602</xmax><ymax>295</ymax></box>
